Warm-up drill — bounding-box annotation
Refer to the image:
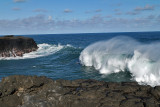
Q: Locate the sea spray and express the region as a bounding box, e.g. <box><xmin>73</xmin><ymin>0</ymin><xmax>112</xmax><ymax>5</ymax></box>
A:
<box><xmin>79</xmin><ymin>36</ymin><xmax>160</xmax><ymax>86</ymax></box>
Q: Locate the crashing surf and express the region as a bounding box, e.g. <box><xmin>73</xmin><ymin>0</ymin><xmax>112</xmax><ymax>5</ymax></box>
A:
<box><xmin>80</xmin><ymin>36</ymin><xmax>160</xmax><ymax>87</ymax></box>
<box><xmin>0</xmin><ymin>43</ymin><xmax>72</xmax><ymax>60</ymax></box>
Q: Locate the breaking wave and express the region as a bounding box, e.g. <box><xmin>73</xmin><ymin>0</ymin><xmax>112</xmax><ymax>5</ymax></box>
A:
<box><xmin>79</xmin><ymin>36</ymin><xmax>160</xmax><ymax>87</ymax></box>
<box><xmin>0</xmin><ymin>43</ymin><xmax>72</xmax><ymax>60</ymax></box>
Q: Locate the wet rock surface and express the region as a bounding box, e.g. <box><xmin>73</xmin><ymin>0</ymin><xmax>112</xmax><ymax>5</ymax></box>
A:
<box><xmin>0</xmin><ymin>35</ymin><xmax>38</xmax><ymax>57</ymax></box>
<box><xmin>0</xmin><ymin>75</ymin><xmax>160</xmax><ymax>107</ymax></box>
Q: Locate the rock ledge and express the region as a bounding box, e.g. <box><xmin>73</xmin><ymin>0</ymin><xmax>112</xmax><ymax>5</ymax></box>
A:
<box><xmin>0</xmin><ymin>75</ymin><xmax>160</xmax><ymax>107</ymax></box>
<box><xmin>0</xmin><ymin>35</ymin><xmax>38</xmax><ymax>57</ymax></box>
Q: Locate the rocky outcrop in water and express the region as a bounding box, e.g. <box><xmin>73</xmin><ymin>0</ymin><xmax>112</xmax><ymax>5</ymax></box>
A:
<box><xmin>0</xmin><ymin>75</ymin><xmax>160</xmax><ymax>107</ymax></box>
<box><xmin>0</xmin><ymin>35</ymin><xmax>38</xmax><ymax>57</ymax></box>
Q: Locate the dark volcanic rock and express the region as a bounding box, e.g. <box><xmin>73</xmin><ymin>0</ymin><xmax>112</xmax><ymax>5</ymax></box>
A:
<box><xmin>0</xmin><ymin>35</ymin><xmax>38</xmax><ymax>57</ymax></box>
<box><xmin>0</xmin><ymin>75</ymin><xmax>160</xmax><ymax>107</ymax></box>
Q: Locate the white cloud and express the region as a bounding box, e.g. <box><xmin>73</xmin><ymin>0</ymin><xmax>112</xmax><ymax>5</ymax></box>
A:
<box><xmin>85</xmin><ymin>11</ymin><xmax>91</xmax><ymax>14</ymax></box>
<box><xmin>48</xmin><ymin>16</ymin><xmax>53</xmax><ymax>21</ymax></box>
<box><xmin>0</xmin><ymin>14</ymin><xmax>159</xmax><ymax>34</ymax></box>
<box><xmin>0</xmin><ymin>15</ymin><xmax>54</xmax><ymax>34</ymax></box>
<box><xmin>115</xmin><ymin>12</ymin><xmax>122</xmax><ymax>15</ymax></box>
<box><xmin>85</xmin><ymin>9</ymin><xmax>102</xmax><ymax>14</ymax></box>
<box><xmin>126</xmin><ymin>5</ymin><xmax>155</xmax><ymax>16</ymax></box>
<box><xmin>12</xmin><ymin>7</ymin><xmax>21</xmax><ymax>11</ymax></box>
<box><xmin>14</xmin><ymin>0</ymin><xmax>26</xmax><ymax>3</ymax></box>
<box><xmin>106</xmin><ymin>15</ymin><xmax>112</xmax><ymax>18</ymax></box>
<box><xmin>126</xmin><ymin>11</ymin><xmax>139</xmax><ymax>15</ymax></box>
<box><xmin>95</xmin><ymin>9</ymin><xmax>102</xmax><ymax>12</ymax></box>
<box><xmin>33</xmin><ymin>9</ymin><xmax>48</xmax><ymax>13</ymax></box>
<box><xmin>134</xmin><ymin>5</ymin><xmax>155</xmax><ymax>11</ymax></box>
<box><xmin>114</xmin><ymin>9</ymin><xmax>120</xmax><ymax>12</ymax></box>
<box><xmin>64</xmin><ymin>9</ymin><xmax>72</xmax><ymax>13</ymax></box>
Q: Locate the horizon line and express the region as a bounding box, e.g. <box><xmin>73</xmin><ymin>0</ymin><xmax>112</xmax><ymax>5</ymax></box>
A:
<box><xmin>0</xmin><ymin>31</ymin><xmax>160</xmax><ymax>36</ymax></box>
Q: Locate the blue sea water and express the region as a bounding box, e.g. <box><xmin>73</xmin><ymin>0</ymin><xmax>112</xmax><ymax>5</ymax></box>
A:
<box><xmin>1</xmin><ymin>32</ymin><xmax>160</xmax><ymax>86</ymax></box>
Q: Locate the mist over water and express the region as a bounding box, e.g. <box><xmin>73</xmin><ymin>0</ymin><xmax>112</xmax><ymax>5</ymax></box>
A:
<box><xmin>80</xmin><ymin>36</ymin><xmax>160</xmax><ymax>86</ymax></box>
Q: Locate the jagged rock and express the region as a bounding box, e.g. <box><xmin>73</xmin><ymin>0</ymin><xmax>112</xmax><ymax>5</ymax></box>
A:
<box><xmin>0</xmin><ymin>35</ymin><xmax>38</xmax><ymax>57</ymax></box>
<box><xmin>0</xmin><ymin>75</ymin><xmax>160</xmax><ymax>107</ymax></box>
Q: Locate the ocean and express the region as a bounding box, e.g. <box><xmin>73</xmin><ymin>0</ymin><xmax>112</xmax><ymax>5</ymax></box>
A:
<box><xmin>0</xmin><ymin>32</ymin><xmax>160</xmax><ymax>87</ymax></box>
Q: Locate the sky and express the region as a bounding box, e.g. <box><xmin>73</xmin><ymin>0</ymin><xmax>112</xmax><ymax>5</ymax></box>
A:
<box><xmin>0</xmin><ymin>0</ymin><xmax>160</xmax><ymax>35</ymax></box>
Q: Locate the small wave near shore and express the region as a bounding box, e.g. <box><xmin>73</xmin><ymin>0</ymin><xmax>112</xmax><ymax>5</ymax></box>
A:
<box><xmin>0</xmin><ymin>43</ymin><xmax>72</xmax><ymax>60</ymax></box>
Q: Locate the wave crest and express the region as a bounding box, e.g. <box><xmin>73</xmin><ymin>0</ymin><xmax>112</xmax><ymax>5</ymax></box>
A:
<box><xmin>79</xmin><ymin>36</ymin><xmax>160</xmax><ymax>86</ymax></box>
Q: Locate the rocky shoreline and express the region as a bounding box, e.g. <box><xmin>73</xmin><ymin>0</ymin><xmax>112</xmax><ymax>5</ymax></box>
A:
<box><xmin>0</xmin><ymin>35</ymin><xmax>38</xmax><ymax>57</ymax></box>
<box><xmin>0</xmin><ymin>75</ymin><xmax>160</xmax><ymax>107</ymax></box>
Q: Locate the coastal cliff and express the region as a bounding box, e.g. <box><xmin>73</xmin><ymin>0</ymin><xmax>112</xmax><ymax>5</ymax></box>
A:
<box><xmin>0</xmin><ymin>75</ymin><xmax>160</xmax><ymax>107</ymax></box>
<box><xmin>0</xmin><ymin>35</ymin><xmax>38</xmax><ymax>57</ymax></box>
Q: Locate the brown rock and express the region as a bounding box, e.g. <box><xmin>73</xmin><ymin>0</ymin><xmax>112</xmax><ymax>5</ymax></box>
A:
<box><xmin>0</xmin><ymin>35</ymin><xmax>38</xmax><ymax>57</ymax></box>
<box><xmin>0</xmin><ymin>75</ymin><xmax>160</xmax><ymax>107</ymax></box>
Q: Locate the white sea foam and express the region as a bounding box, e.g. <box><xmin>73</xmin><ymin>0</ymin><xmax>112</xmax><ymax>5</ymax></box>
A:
<box><xmin>79</xmin><ymin>36</ymin><xmax>160</xmax><ymax>86</ymax></box>
<box><xmin>0</xmin><ymin>43</ymin><xmax>71</xmax><ymax>60</ymax></box>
